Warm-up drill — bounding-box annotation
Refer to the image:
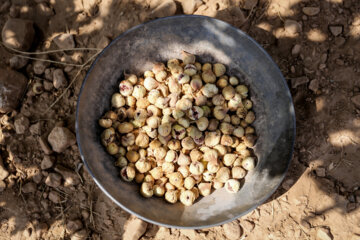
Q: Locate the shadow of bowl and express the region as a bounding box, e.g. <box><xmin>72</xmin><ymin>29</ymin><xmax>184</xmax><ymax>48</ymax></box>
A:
<box><xmin>76</xmin><ymin>15</ymin><xmax>296</xmax><ymax>229</ymax></box>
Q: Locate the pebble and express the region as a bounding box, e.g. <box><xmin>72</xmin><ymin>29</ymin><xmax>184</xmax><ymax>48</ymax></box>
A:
<box><xmin>0</xmin><ymin>68</ymin><xmax>28</xmax><ymax>113</ymax></box>
<box><xmin>1</xmin><ymin>18</ymin><xmax>35</xmax><ymax>50</ymax></box>
<box><xmin>29</xmin><ymin>122</ymin><xmax>41</xmax><ymax>136</ymax></box>
<box><xmin>41</xmin><ymin>155</ymin><xmax>55</xmax><ymax>170</ymax></box>
<box><xmin>48</xmin><ymin>190</ymin><xmax>61</xmax><ymax>203</ymax></box>
<box><xmin>47</xmin><ymin>127</ymin><xmax>76</xmax><ymax>153</ymax></box>
<box><xmin>309</xmin><ymin>79</ymin><xmax>320</xmax><ymax>93</ymax></box>
<box><xmin>284</xmin><ymin>20</ymin><xmax>302</xmax><ymax>35</ymax></box>
<box><xmin>316</xmin><ymin>227</ymin><xmax>333</xmax><ymax>240</ymax></box>
<box><xmin>44</xmin><ymin>68</ymin><xmax>54</xmax><ymax>81</ymax></box>
<box><xmin>243</xmin><ymin>0</ymin><xmax>258</xmax><ymax>10</ymax></box>
<box><xmin>32</xmin><ymin>174</ymin><xmax>42</xmax><ymax>184</ymax></box>
<box><xmin>223</xmin><ymin>221</ymin><xmax>242</xmax><ymax>240</ymax></box>
<box><xmin>14</xmin><ymin>115</ymin><xmax>30</xmax><ymax>134</ymax></box>
<box><xmin>334</xmin><ymin>37</ymin><xmax>346</xmax><ymax>46</ymax></box>
<box><xmin>150</xmin><ymin>0</ymin><xmax>176</xmax><ymax>18</ymax></box>
<box><xmin>123</xmin><ymin>216</ymin><xmax>148</xmax><ymax>240</ymax></box>
<box><xmin>66</xmin><ymin>219</ymin><xmax>83</xmax><ymax>234</ymax></box>
<box><xmin>291</xmin><ymin>76</ymin><xmax>309</xmax><ymax>88</ymax></box>
<box><xmin>0</xmin><ymin>180</ymin><xmax>6</xmax><ymax>192</ymax></box>
<box><xmin>291</xmin><ymin>44</ymin><xmax>301</xmax><ymax>56</ymax></box>
<box><xmin>70</xmin><ymin>229</ymin><xmax>88</xmax><ymax>240</ymax></box>
<box><xmin>38</xmin><ymin>136</ymin><xmax>53</xmax><ymax>155</ymax></box>
<box><xmin>45</xmin><ymin>173</ymin><xmax>62</xmax><ymax>188</ymax></box>
<box><xmin>180</xmin><ymin>229</ymin><xmax>197</xmax><ymax>239</ymax></box>
<box><xmin>0</xmin><ymin>156</ymin><xmax>9</xmax><ymax>181</ymax></box>
<box><xmin>9</xmin><ymin>56</ymin><xmax>28</xmax><ymax>69</ymax></box>
<box><xmin>53</xmin><ymin>69</ymin><xmax>67</xmax><ymax>89</ymax></box>
<box><xmin>241</xmin><ymin>220</ymin><xmax>255</xmax><ymax>233</ymax></box>
<box><xmin>181</xmin><ymin>0</ymin><xmax>197</xmax><ymax>14</ymax></box>
<box><xmin>53</xmin><ymin>33</ymin><xmax>75</xmax><ymax>49</ymax></box>
<box><xmin>22</xmin><ymin>182</ymin><xmax>37</xmax><ymax>193</ymax></box>
<box><xmin>302</xmin><ymin>7</ymin><xmax>320</xmax><ymax>16</ymax></box>
<box><xmin>329</xmin><ymin>25</ymin><xmax>343</xmax><ymax>37</ymax></box>
<box><xmin>54</xmin><ymin>165</ymin><xmax>80</xmax><ymax>186</ymax></box>
<box><xmin>43</xmin><ymin>80</ymin><xmax>54</xmax><ymax>91</ymax></box>
<box><xmin>33</xmin><ymin>58</ymin><xmax>49</xmax><ymax>75</ymax></box>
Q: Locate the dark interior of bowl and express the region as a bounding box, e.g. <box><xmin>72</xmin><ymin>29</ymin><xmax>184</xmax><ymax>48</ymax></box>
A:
<box><xmin>76</xmin><ymin>15</ymin><xmax>295</xmax><ymax>228</ymax></box>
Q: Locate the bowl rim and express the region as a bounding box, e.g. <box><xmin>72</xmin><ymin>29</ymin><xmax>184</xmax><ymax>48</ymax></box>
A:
<box><xmin>75</xmin><ymin>14</ymin><xmax>296</xmax><ymax>229</ymax></box>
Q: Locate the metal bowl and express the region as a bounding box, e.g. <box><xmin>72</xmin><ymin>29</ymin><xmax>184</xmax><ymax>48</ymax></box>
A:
<box><xmin>76</xmin><ymin>15</ymin><xmax>295</xmax><ymax>229</ymax></box>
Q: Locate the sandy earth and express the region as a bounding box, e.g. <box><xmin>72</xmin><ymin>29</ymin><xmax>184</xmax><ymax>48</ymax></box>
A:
<box><xmin>0</xmin><ymin>0</ymin><xmax>359</xmax><ymax>239</ymax></box>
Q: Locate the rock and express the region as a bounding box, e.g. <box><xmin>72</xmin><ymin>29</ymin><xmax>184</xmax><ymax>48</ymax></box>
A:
<box><xmin>291</xmin><ymin>76</ymin><xmax>309</xmax><ymax>88</ymax></box>
<box><xmin>0</xmin><ymin>68</ymin><xmax>28</xmax><ymax>113</ymax></box>
<box><xmin>123</xmin><ymin>216</ymin><xmax>148</xmax><ymax>240</ymax></box>
<box><xmin>48</xmin><ymin>127</ymin><xmax>76</xmax><ymax>153</ymax></box>
<box><xmin>241</xmin><ymin>220</ymin><xmax>255</xmax><ymax>233</ymax></box>
<box><xmin>180</xmin><ymin>229</ymin><xmax>197</xmax><ymax>239</ymax></box>
<box><xmin>45</xmin><ymin>173</ymin><xmax>62</xmax><ymax>188</ymax></box>
<box><xmin>181</xmin><ymin>0</ymin><xmax>196</xmax><ymax>14</ymax></box>
<box><xmin>9</xmin><ymin>56</ymin><xmax>28</xmax><ymax>69</ymax></box>
<box><xmin>38</xmin><ymin>136</ymin><xmax>53</xmax><ymax>155</ymax></box>
<box><xmin>334</xmin><ymin>37</ymin><xmax>346</xmax><ymax>46</ymax></box>
<box><xmin>22</xmin><ymin>182</ymin><xmax>37</xmax><ymax>193</ymax></box>
<box><xmin>53</xmin><ymin>34</ymin><xmax>75</xmax><ymax>49</ymax></box>
<box><xmin>316</xmin><ymin>227</ymin><xmax>333</xmax><ymax>240</ymax></box>
<box><xmin>48</xmin><ymin>190</ymin><xmax>61</xmax><ymax>203</ymax></box>
<box><xmin>2</xmin><ymin>18</ymin><xmax>35</xmax><ymax>51</ymax></box>
<box><xmin>0</xmin><ymin>180</ymin><xmax>6</xmax><ymax>192</ymax></box>
<box><xmin>14</xmin><ymin>116</ymin><xmax>30</xmax><ymax>134</ymax></box>
<box><xmin>54</xmin><ymin>165</ymin><xmax>80</xmax><ymax>186</ymax></box>
<box><xmin>150</xmin><ymin>0</ymin><xmax>176</xmax><ymax>18</ymax></box>
<box><xmin>41</xmin><ymin>156</ymin><xmax>55</xmax><ymax>170</ymax></box>
<box><xmin>291</xmin><ymin>44</ymin><xmax>301</xmax><ymax>56</ymax></box>
<box><xmin>243</xmin><ymin>0</ymin><xmax>258</xmax><ymax>10</ymax></box>
<box><xmin>43</xmin><ymin>80</ymin><xmax>54</xmax><ymax>91</ymax></box>
<box><xmin>351</xmin><ymin>95</ymin><xmax>360</xmax><ymax>108</ymax></box>
<box><xmin>97</xmin><ymin>36</ymin><xmax>111</xmax><ymax>49</ymax></box>
<box><xmin>33</xmin><ymin>59</ymin><xmax>49</xmax><ymax>75</ymax></box>
<box><xmin>29</xmin><ymin>122</ymin><xmax>41</xmax><ymax>136</ymax></box>
<box><xmin>0</xmin><ymin>156</ymin><xmax>9</xmax><ymax>181</ymax></box>
<box><xmin>284</xmin><ymin>20</ymin><xmax>302</xmax><ymax>35</ymax></box>
<box><xmin>223</xmin><ymin>221</ymin><xmax>242</xmax><ymax>240</ymax></box>
<box><xmin>33</xmin><ymin>173</ymin><xmax>42</xmax><ymax>184</ymax></box>
<box><xmin>66</xmin><ymin>219</ymin><xmax>83</xmax><ymax>234</ymax></box>
<box><xmin>0</xmin><ymin>1</ymin><xmax>11</xmax><ymax>14</ymax></box>
<box><xmin>71</xmin><ymin>229</ymin><xmax>88</xmax><ymax>240</ymax></box>
<box><xmin>309</xmin><ymin>79</ymin><xmax>320</xmax><ymax>93</ymax></box>
<box><xmin>282</xmin><ymin>178</ymin><xmax>294</xmax><ymax>190</ymax></box>
<box><xmin>329</xmin><ymin>25</ymin><xmax>343</xmax><ymax>37</ymax></box>
<box><xmin>302</xmin><ymin>7</ymin><xmax>320</xmax><ymax>16</ymax></box>
<box><xmin>44</xmin><ymin>68</ymin><xmax>54</xmax><ymax>81</ymax></box>
<box><xmin>53</xmin><ymin>69</ymin><xmax>67</xmax><ymax>89</ymax></box>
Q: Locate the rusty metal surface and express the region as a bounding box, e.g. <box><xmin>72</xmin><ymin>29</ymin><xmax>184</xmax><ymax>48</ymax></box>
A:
<box><xmin>76</xmin><ymin>15</ymin><xmax>295</xmax><ymax>228</ymax></box>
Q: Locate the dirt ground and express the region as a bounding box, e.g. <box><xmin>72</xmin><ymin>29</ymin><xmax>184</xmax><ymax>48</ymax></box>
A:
<box><xmin>0</xmin><ymin>0</ymin><xmax>359</xmax><ymax>239</ymax></box>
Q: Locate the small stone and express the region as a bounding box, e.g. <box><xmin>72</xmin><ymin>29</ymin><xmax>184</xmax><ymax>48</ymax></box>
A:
<box><xmin>0</xmin><ymin>156</ymin><xmax>9</xmax><ymax>181</ymax></box>
<box><xmin>316</xmin><ymin>227</ymin><xmax>333</xmax><ymax>240</ymax></box>
<box><xmin>334</xmin><ymin>37</ymin><xmax>346</xmax><ymax>46</ymax></box>
<box><xmin>53</xmin><ymin>34</ymin><xmax>75</xmax><ymax>49</ymax></box>
<box><xmin>0</xmin><ymin>180</ymin><xmax>6</xmax><ymax>192</ymax></box>
<box><xmin>150</xmin><ymin>0</ymin><xmax>176</xmax><ymax>18</ymax></box>
<box><xmin>66</xmin><ymin>219</ymin><xmax>83</xmax><ymax>234</ymax></box>
<box><xmin>54</xmin><ymin>165</ymin><xmax>80</xmax><ymax>186</ymax></box>
<box><xmin>32</xmin><ymin>174</ymin><xmax>42</xmax><ymax>184</ymax></box>
<box><xmin>48</xmin><ymin>190</ymin><xmax>61</xmax><ymax>203</ymax></box>
<box><xmin>1</xmin><ymin>18</ymin><xmax>35</xmax><ymax>51</ymax></box>
<box><xmin>97</xmin><ymin>36</ymin><xmax>111</xmax><ymax>49</ymax></box>
<box><xmin>302</xmin><ymin>7</ymin><xmax>320</xmax><ymax>16</ymax></box>
<box><xmin>181</xmin><ymin>0</ymin><xmax>196</xmax><ymax>14</ymax></box>
<box><xmin>41</xmin><ymin>156</ymin><xmax>55</xmax><ymax>170</ymax></box>
<box><xmin>9</xmin><ymin>56</ymin><xmax>28</xmax><ymax>69</ymax></box>
<box><xmin>44</xmin><ymin>68</ymin><xmax>54</xmax><ymax>81</ymax></box>
<box><xmin>309</xmin><ymin>79</ymin><xmax>320</xmax><ymax>93</ymax></box>
<box><xmin>48</xmin><ymin>127</ymin><xmax>76</xmax><ymax>153</ymax></box>
<box><xmin>243</xmin><ymin>0</ymin><xmax>258</xmax><ymax>10</ymax></box>
<box><xmin>71</xmin><ymin>229</ymin><xmax>88</xmax><ymax>240</ymax></box>
<box><xmin>22</xmin><ymin>182</ymin><xmax>37</xmax><ymax>193</ymax></box>
<box><xmin>180</xmin><ymin>229</ymin><xmax>196</xmax><ymax>239</ymax></box>
<box><xmin>223</xmin><ymin>221</ymin><xmax>242</xmax><ymax>240</ymax></box>
<box><xmin>38</xmin><ymin>136</ymin><xmax>53</xmax><ymax>155</ymax></box>
<box><xmin>329</xmin><ymin>25</ymin><xmax>343</xmax><ymax>37</ymax></box>
<box><xmin>0</xmin><ymin>68</ymin><xmax>28</xmax><ymax>113</ymax></box>
<box><xmin>53</xmin><ymin>69</ymin><xmax>67</xmax><ymax>89</ymax></box>
<box><xmin>33</xmin><ymin>58</ymin><xmax>49</xmax><ymax>75</ymax></box>
<box><xmin>81</xmin><ymin>210</ymin><xmax>89</xmax><ymax>220</ymax></box>
<box><xmin>291</xmin><ymin>44</ymin><xmax>301</xmax><ymax>56</ymax></box>
<box><xmin>291</xmin><ymin>76</ymin><xmax>309</xmax><ymax>88</ymax></box>
<box><xmin>43</xmin><ymin>81</ymin><xmax>54</xmax><ymax>91</ymax></box>
<box><xmin>284</xmin><ymin>20</ymin><xmax>302</xmax><ymax>35</ymax></box>
<box><xmin>282</xmin><ymin>178</ymin><xmax>294</xmax><ymax>190</ymax></box>
<box><xmin>123</xmin><ymin>216</ymin><xmax>148</xmax><ymax>240</ymax></box>
<box><xmin>241</xmin><ymin>220</ymin><xmax>255</xmax><ymax>233</ymax></box>
<box><xmin>64</xmin><ymin>66</ymin><xmax>74</xmax><ymax>73</ymax></box>
<box><xmin>14</xmin><ymin>115</ymin><xmax>30</xmax><ymax>134</ymax></box>
<box><xmin>29</xmin><ymin>122</ymin><xmax>41</xmax><ymax>136</ymax></box>
<box><xmin>45</xmin><ymin>173</ymin><xmax>62</xmax><ymax>188</ymax></box>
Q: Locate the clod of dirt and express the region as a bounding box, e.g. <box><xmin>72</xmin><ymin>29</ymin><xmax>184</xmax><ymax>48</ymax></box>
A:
<box><xmin>243</xmin><ymin>0</ymin><xmax>258</xmax><ymax>10</ymax></box>
<box><xmin>123</xmin><ymin>216</ymin><xmax>148</xmax><ymax>240</ymax></box>
<box><xmin>66</xmin><ymin>219</ymin><xmax>83</xmax><ymax>234</ymax></box>
<box><xmin>38</xmin><ymin>136</ymin><xmax>53</xmax><ymax>155</ymax></box>
<box><xmin>329</xmin><ymin>25</ymin><xmax>343</xmax><ymax>37</ymax></box>
<box><xmin>54</xmin><ymin>165</ymin><xmax>80</xmax><ymax>186</ymax></box>
<box><xmin>41</xmin><ymin>155</ymin><xmax>55</xmax><ymax>170</ymax></box>
<box><xmin>22</xmin><ymin>182</ymin><xmax>37</xmax><ymax>193</ymax></box>
<box><xmin>29</xmin><ymin>122</ymin><xmax>42</xmax><ymax>136</ymax></box>
<box><xmin>181</xmin><ymin>0</ymin><xmax>201</xmax><ymax>14</ymax></box>
<box><xmin>45</xmin><ymin>172</ymin><xmax>62</xmax><ymax>188</ymax></box>
<box><xmin>0</xmin><ymin>156</ymin><xmax>9</xmax><ymax>181</ymax></box>
<box><xmin>36</xmin><ymin>2</ymin><xmax>54</xmax><ymax>17</ymax></box>
<box><xmin>47</xmin><ymin>127</ymin><xmax>76</xmax><ymax>153</ymax></box>
<box><xmin>33</xmin><ymin>57</ymin><xmax>50</xmax><ymax>75</ymax></box>
<box><xmin>1</xmin><ymin>18</ymin><xmax>35</xmax><ymax>51</ymax></box>
<box><xmin>223</xmin><ymin>221</ymin><xmax>243</xmax><ymax>240</ymax></box>
<box><xmin>9</xmin><ymin>56</ymin><xmax>28</xmax><ymax>70</ymax></box>
<box><xmin>241</xmin><ymin>220</ymin><xmax>255</xmax><ymax>233</ymax></box>
<box><xmin>351</xmin><ymin>95</ymin><xmax>360</xmax><ymax>108</ymax></box>
<box><xmin>180</xmin><ymin>229</ymin><xmax>197</xmax><ymax>239</ymax></box>
<box><xmin>0</xmin><ymin>180</ymin><xmax>6</xmax><ymax>192</ymax></box>
<box><xmin>97</xmin><ymin>36</ymin><xmax>111</xmax><ymax>49</ymax></box>
<box><xmin>291</xmin><ymin>44</ymin><xmax>301</xmax><ymax>56</ymax></box>
<box><xmin>302</xmin><ymin>7</ymin><xmax>320</xmax><ymax>16</ymax></box>
<box><xmin>309</xmin><ymin>79</ymin><xmax>320</xmax><ymax>93</ymax></box>
<box><xmin>70</xmin><ymin>229</ymin><xmax>88</xmax><ymax>240</ymax></box>
<box><xmin>291</xmin><ymin>76</ymin><xmax>309</xmax><ymax>88</ymax></box>
<box><xmin>316</xmin><ymin>227</ymin><xmax>333</xmax><ymax>240</ymax></box>
<box><xmin>48</xmin><ymin>190</ymin><xmax>61</xmax><ymax>203</ymax></box>
<box><xmin>53</xmin><ymin>68</ymin><xmax>68</xmax><ymax>89</ymax></box>
<box><xmin>53</xmin><ymin>33</ymin><xmax>75</xmax><ymax>49</ymax></box>
<box><xmin>32</xmin><ymin>173</ymin><xmax>42</xmax><ymax>184</ymax></box>
<box><xmin>0</xmin><ymin>68</ymin><xmax>28</xmax><ymax>113</ymax></box>
<box><xmin>284</xmin><ymin>20</ymin><xmax>302</xmax><ymax>35</ymax></box>
<box><xmin>150</xmin><ymin>0</ymin><xmax>177</xmax><ymax>18</ymax></box>
<box><xmin>14</xmin><ymin>115</ymin><xmax>30</xmax><ymax>135</ymax></box>
<box><xmin>35</xmin><ymin>222</ymin><xmax>48</xmax><ymax>238</ymax></box>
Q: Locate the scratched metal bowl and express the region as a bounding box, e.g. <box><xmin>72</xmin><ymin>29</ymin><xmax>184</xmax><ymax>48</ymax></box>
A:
<box><xmin>76</xmin><ymin>15</ymin><xmax>295</xmax><ymax>228</ymax></box>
